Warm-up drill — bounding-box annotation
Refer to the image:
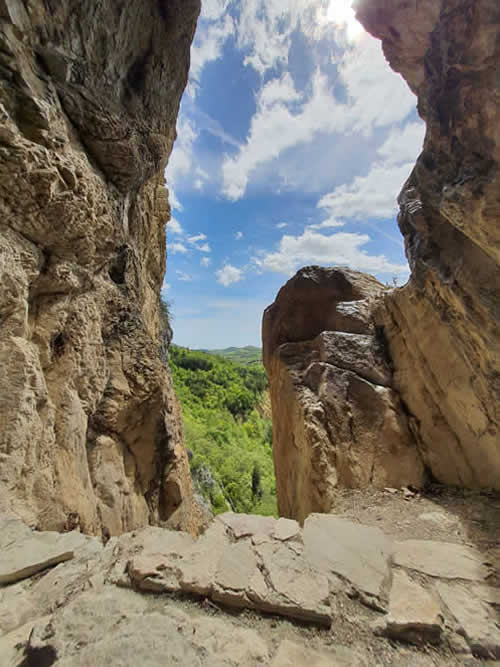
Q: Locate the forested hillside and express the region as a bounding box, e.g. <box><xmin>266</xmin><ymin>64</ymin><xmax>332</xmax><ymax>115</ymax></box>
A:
<box><xmin>169</xmin><ymin>346</ymin><xmax>276</xmax><ymax>516</ymax></box>
<box><xmin>200</xmin><ymin>346</ymin><xmax>262</xmax><ymax>366</ymax></box>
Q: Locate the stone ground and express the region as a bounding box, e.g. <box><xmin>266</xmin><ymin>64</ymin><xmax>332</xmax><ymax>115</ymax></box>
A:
<box><xmin>0</xmin><ymin>491</ymin><xmax>498</xmax><ymax>666</ymax></box>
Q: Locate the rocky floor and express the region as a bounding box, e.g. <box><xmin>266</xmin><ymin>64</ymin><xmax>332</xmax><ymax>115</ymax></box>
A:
<box><xmin>0</xmin><ymin>496</ymin><xmax>498</xmax><ymax>666</ymax></box>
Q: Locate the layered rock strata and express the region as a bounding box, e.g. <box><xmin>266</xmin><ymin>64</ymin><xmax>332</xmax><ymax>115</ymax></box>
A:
<box><xmin>0</xmin><ymin>0</ymin><xmax>201</xmax><ymax>535</ymax></box>
<box><xmin>354</xmin><ymin>0</ymin><xmax>500</xmax><ymax>488</ymax></box>
<box><xmin>263</xmin><ymin>267</ymin><xmax>425</xmax><ymax>521</ymax></box>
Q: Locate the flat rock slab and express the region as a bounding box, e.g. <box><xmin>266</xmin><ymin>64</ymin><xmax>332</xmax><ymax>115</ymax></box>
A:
<box><xmin>303</xmin><ymin>514</ymin><xmax>392</xmax><ymax>608</ymax></box>
<box><xmin>436</xmin><ymin>581</ymin><xmax>500</xmax><ymax>658</ymax></box>
<box><xmin>218</xmin><ymin>512</ymin><xmax>276</xmax><ymax>539</ymax></box>
<box><xmin>382</xmin><ymin>570</ymin><xmax>443</xmax><ymax>645</ymax></box>
<box><xmin>0</xmin><ymin>526</ymin><xmax>88</xmax><ymax>585</ymax></box>
<box><xmin>128</xmin><ymin>516</ymin><xmax>331</xmax><ymax>626</ymax></box>
<box><xmin>394</xmin><ymin>540</ymin><xmax>490</xmax><ymax>581</ymax></box>
<box><xmin>271</xmin><ymin>639</ymin><xmax>369</xmax><ymax>666</ymax></box>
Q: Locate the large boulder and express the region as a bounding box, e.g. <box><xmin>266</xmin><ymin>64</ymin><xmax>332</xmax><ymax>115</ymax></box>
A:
<box><xmin>263</xmin><ymin>267</ymin><xmax>425</xmax><ymax>522</ymax></box>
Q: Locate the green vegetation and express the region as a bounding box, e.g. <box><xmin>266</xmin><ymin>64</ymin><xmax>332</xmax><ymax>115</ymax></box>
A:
<box><xmin>169</xmin><ymin>345</ymin><xmax>276</xmax><ymax>516</ymax></box>
<box><xmin>199</xmin><ymin>345</ymin><xmax>262</xmax><ymax>366</ymax></box>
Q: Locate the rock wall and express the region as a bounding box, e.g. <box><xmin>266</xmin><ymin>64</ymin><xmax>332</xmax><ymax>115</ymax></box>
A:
<box><xmin>355</xmin><ymin>0</ymin><xmax>500</xmax><ymax>489</ymax></box>
<box><xmin>0</xmin><ymin>0</ymin><xmax>201</xmax><ymax>535</ymax></box>
<box><xmin>263</xmin><ymin>268</ymin><xmax>425</xmax><ymax>522</ymax></box>
<box><xmin>264</xmin><ymin>0</ymin><xmax>499</xmax><ymax>521</ymax></box>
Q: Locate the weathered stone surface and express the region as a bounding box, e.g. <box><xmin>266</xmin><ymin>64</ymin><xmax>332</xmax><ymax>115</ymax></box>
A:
<box><xmin>0</xmin><ymin>0</ymin><xmax>202</xmax><ymax>536</ymax></box>
<box><xmin>271</xmin><ymin>639</ymin><xmax>369</xmax><ymax>666</ymax></box>
<box><xmin>303</xmin><ymin>514</ymin><xmax>392</xmax><ymax>609</ymax></box>
<box><xmin>0</xmin><ymin>523</ymin><xmax>89</xmax><ymax>585</ymax></box>
<box><xmin>122</xmin><ymin>513</ymin><xmax>331</xmax><ymax>625</ymax></box>
<box><xmin>394</xmin><ymin>540</ymin><xmax>490</xmax><ymax>581</ymax></box>
<box><xmin>273</xmin><ymin>517</ymin><xmax>301</xmax><ymax>542</ymax></box>
<box><xmin>251</xmin><ymin>540</ymin><xmax>331</xmax><ymax>624</ymax></box>
<box><xmin>25</xmin><ymin>588</ymin><xmax>271</xmax><ymax>666</ymax></box>
<box><xmin>354</xmin><ymin>0</ymin><xmax>500</xmax><ymax>490</ymax></box>
<box><xmin>218</xmin><ymin>511</ymin><xmax>276</xmax><ymax>539</ymax></box>
<box><xmin>263</xmin><ymin>267</ymin><xmax>425</xmax><ymax>521</ymax></box>
<box><xmin>382</xmin><ymin>571</ymin><xmax>443</xmax><ymax>645</ymax></box>
<box><xmin>213</xmin><ymin>540</ymin><xmax>260</xmax><ymax>607</ymax></box>
<box><xmin>436</xmin><ymin>581</ymin><xmax>500</xmax><ymax>658</ymax></box>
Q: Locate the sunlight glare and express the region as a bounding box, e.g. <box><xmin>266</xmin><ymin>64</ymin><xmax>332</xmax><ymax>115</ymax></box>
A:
<box><xmin>323</xmin><ymin>0</ymin><xmax>364</xmax><ymax>41</ymax></box>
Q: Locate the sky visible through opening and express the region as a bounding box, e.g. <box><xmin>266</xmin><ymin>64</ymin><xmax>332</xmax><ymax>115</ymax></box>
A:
<box><xmin>164</xmin><ymin>0</ymin><xmax>424</xmax><ymax>349</ymax></box>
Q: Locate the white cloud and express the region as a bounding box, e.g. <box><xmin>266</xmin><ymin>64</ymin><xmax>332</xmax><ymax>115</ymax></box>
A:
<box><xmin>188</xmin><ymin>233</ymin><xmax>207</xmax><ymax>244</ymax></box>
<box><xmin>197</xmin><ymin>243</ymin><xmax>211</xmax><ymax>253</ymax></box>
<box><xmin>170</xmin><ymin>242</ymin><xmax>188</xmax><ymax>255</ymax></box>
<box><xmin>276</xmin><ymin>222</ymin><xmax>288</xmax><ymax>229</ymax></box>
<box><xmin>176</xmin><ymin>270</ymin><xmax>193</xmax><ymax>282</ymax></box>
<box><xmin>253</xmin><ymin>228</ymin><xmax>408</xmax><ymax>276</ymax></box>
<box><xmin>234</xmin><ymin>231</ymin><xmax>244</xmax><ymax>240</ymax></box>
<box><xmin>216</xmin><ymin>264</ymin><xmax>244</xmax><ymax>287</ymax></box>
<box><xmin>221</xmin><ymin>27</ymin><xmax>419</xmax><ymax>201</ymax></box>
<box><xmin>161</xmin><ymin>279</ymin><xmax>171</xmax><ymax>297</ymax></box>
<box><xmin>308</xmin><ymin>217</ymin><xmax>345</xmax><ymax>230</ymax></box>
<box><xmin>200</xmin><ymin>257</ymin><xmax>212</xmax><ymax>267</ymax></box>
<box><xmin>376</xmin><ymin>122</ymin><xmax>425</xmax><ymax>166</ymax></box>
<box><xmin>318</xmin><ymin>160</ymin><xmax>415</xmax><ymax>221</ymax></box>
<box><xmin>168</xmin><ymin>218</ymin><xmax>183</xmax><ymax>235</ymax></box>
<box><xmin>190</xmin><ymin>13</ymin><xmax>234</xmax><ymax>90</ymax></box>
<box><xmin>165</xmin><ymin>116</ymin><xmax>197</xmax><ymax>210</ymax></box>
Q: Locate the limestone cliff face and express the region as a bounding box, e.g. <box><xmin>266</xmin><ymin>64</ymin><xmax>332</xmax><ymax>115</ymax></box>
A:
<box><xmin>263</xmin><ymin>267</ymin><xmax>425</xmax><ymax>522</ymax></box>
<box><xmin>0</xmin><ymin>0</ymin><xmax>201</xmax><ymax>535</ymax></box>
<box><xmin>355</xmin><ymin>0</ymin><xmax>500</xmax><ymax>489</ymax></box>
<box><xmin>264</xmin><ymin>0</ymin><xmax>499</xmax><ymax>521</ymax></box>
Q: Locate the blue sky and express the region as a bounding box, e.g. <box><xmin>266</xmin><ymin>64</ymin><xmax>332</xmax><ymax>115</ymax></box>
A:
<box><xmin>163</xmin><ymin>0</ymin><xmax>425</xmax><ymax>349</ymax></box>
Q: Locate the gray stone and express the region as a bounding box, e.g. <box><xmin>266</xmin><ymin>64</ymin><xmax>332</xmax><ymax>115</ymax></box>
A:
<box><xmin>273</xmin><ymin>517</ymin><xmax>301</xmax><ymax>542</ymax></box>
<box><xmin>0</xmin><ymin>532</ymin><xmax>104</xmax><ymax>634</ymax></box>
<box><xmin>382</xmin><ymin>570</ymin><xmax>443</xmax><ymax>645</ymax></box>
<box><xmin>218</xmin><ymin>512</ymin><xmax>276</xmax><ymax>539</ymax></box>
<box><xmin>271</xmin><ymin>639</ymin><xmax>369</xmax><ymax>666</ymax></box>
<box><xmin>25</xmin><ymin>588</ymin><xmax>270</xmax><ymax>666</ymax></box>
<box><xmin>436</xmin><ymin>581</ymin><xmax>500</xmax><ymax>658</ymax></box>
<box><xmin>303</xmin><ymin>515</ymin><xmax>392</xmax><ymax>609</ymax></box>
<box><xmin>394</xmin><ymin>540</ymin><xmax>490</xmax><ymax>581</ymax></box>
<box><xmin>213</xmin><ymin>540</ymin><xmax>258</xmax><ymax>607</ymax></box>
<box><xmin>251</xmin><ymin>541</ymin><xmax>331</xmax><ymax>625</ymax></box>
<box><xmin>178</xmin><ymin>520</ymin><xmax>228</xmax><ymax>596</ymax></box>
<box><xmin>0</xmin><ymin>526</ymin><xmax>90</xmax><ymax>585</ymax></box>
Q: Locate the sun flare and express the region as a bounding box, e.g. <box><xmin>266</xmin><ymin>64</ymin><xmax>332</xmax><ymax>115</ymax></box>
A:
<box><xmin>323</xmin><ymin>0</ymin><xmax>364</xmax><ymax>41</ymax></box>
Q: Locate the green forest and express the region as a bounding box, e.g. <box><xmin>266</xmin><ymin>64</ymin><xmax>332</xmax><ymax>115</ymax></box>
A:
<box><xmin>199</xmin><ymin>345</ymin><xmax>263</xmax><ymax>366</ymax></box>
<box><xmin>169</xmin><ymin>345</ymin><xmax>277</xmax><ymax>516</ymax></box>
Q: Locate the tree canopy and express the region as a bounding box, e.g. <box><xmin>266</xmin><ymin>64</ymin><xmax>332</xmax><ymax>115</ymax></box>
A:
<box><xmin>170</xmin><ymin>346</ymin><xmax>276</xmax><ymax>516</ymax></box>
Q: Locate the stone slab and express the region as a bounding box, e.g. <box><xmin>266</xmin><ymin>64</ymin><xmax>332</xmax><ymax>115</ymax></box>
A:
<box><xmin>394</xmin><ymin>540</ymin><xmax>489</xmax><ymax>581</ymax></box>
<box><xmin>0</xmin><ymin>528</ymin><xmax>88</xmax><ymax>585</ymax></box>
<box><xmin>383</xmin><ymin>570</ymin><xmax>443</xmax><ymax>645</ymax></box>
<box><xmin>303</xmin><ymin>514</ymin><xmax>392</xmax><ymax>608</ymax></box>
<box><xmin>436</xmin><ymin>581</ymin><xmax>500</xmax><ymax>658</ymax></box>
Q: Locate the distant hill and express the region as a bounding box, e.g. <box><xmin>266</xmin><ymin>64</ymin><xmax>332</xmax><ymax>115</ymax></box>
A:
<box><xmin>200</xmin><ymin>346</ymin><xmax>263</xmax><ymax>366</ymax></box>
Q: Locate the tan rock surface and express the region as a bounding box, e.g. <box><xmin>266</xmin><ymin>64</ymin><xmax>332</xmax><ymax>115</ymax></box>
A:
<box><xmin>0</xmin><ymin>0</ymin><xmax>202</xmax><ymax>535</ymax></box>
<box><xmin>353</xmin><ymin>0</ymin><xmax>500</xmax><ymax>489</ymax></box>
<box><xmin>263</xmin><ymin>267</ymin><xmax>425</xmax><ymax>521</ymax></box>
<box><xmin>394</xmin><ymin>539</ymin><xmax>490</xmax><ymax>581</ymax></box>
<box><xmin>1</xmin><ymin>514</ymin><xmax>498</xmax><ymax>664</ymax></box>
<box><xmin>382</xmin><ymin>570</ymin><xmax>443</xmax><ymax>645</ymax></box>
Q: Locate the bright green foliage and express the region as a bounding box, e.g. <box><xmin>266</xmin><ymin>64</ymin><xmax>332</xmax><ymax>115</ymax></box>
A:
<box><xmin>200</xmin><ymin>345</ymin><xmax>262</xmax><ymax>366</ymax></box>
<box><xmin>170</xmin><ymin>346</ymin><xmax>277</xmax><ymax>516</ymax></box>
